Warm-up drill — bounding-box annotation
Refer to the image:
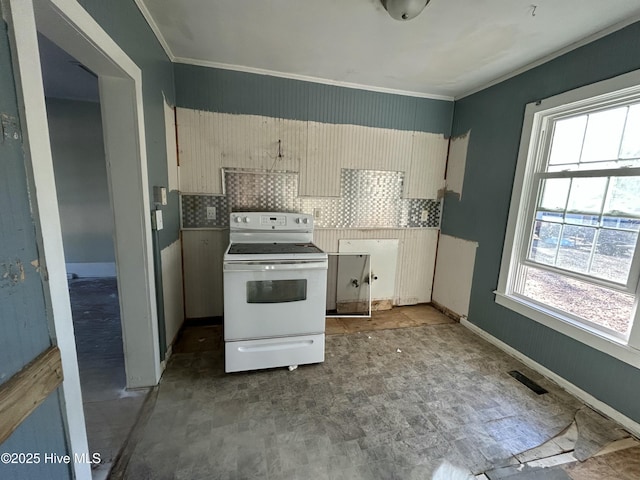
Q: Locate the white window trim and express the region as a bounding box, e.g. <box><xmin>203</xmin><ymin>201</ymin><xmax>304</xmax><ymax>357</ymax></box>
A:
<box><xmin>497</xmin><ymin>69</ymin><xmax>640</xmax><ymax>369</ymax></box>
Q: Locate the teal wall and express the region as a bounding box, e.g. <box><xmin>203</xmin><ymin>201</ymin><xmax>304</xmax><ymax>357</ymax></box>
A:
<box><xmin>175</xmin><ymin>64</ymin><xmax>454</xmax><ymax>135</ymax></box>
<box><xmin>78</xmin><ymin>0</ymin><xmax>177</xmax><ymax>250</ymax></box>
<box><xmin>443</xmin><ymin>21</ymin><xmax>640</xmax><ymax>422</ymax></box>
<box><xmin>0</xmin><ymin>19</ymin><xmax>71</xmax><ymax>480</ymax></box>
<box><xmin>47</xmin><ymin>98</ymin><xmax>116</xmax><ymax>266</ymax></box>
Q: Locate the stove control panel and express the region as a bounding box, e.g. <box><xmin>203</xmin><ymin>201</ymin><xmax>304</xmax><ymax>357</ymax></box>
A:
<box><xmin>260</xmin><ymin>215</ymin><xmax>287</xmax><ymax>226</ymax></box>
<box><xmin>229</xmin><ymin>212</ymin><xmax>314</xmax><ymax>231</ymax></box>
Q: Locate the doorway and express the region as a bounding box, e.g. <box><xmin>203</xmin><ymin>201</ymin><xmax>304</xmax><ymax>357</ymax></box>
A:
<box><xmin>38</xmin><ymin>33</ymin><xmax>149</xmax><ymax>478</ymax></box>
<box><xmin>5</xmin><ymin>0</ymin><xmax>162</xmax><ymax>478</ymax></box>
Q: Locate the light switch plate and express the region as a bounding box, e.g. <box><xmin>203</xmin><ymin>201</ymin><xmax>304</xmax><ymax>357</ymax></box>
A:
<box><xmin>207</xmin><ymin>206</ymin><xmax>217</xmax><ymax>220</ymax></box>
<box><xmin>153</xmin><ymin>186</ymin><xmax>167</xmax><ymax>205</ymax></box>
<box><xmin>152</xmin><ymin>209</ymin><xmax>163</xmax><ymax>230</ymax></box>
<box><xmin>421</xmin><ymin>209</ymin><xmax>429</xmax><ymax>221</ymax></box>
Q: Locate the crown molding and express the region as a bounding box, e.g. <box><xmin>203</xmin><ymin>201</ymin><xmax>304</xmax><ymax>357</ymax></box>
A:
<box><xmin>173</xmin><ymin>56</ymin><xmax>454</xmax><ymax>101</ymax></box>
<box><xmin>133</xmin><ymin>0</ymin><xmax>175</xmax><ymax>61</ymax></box>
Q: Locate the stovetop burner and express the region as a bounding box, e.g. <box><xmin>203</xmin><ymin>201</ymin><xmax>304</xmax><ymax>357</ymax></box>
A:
<box><xmin>228</xmin><ymin>242</ymin><xmax>324</xmax><ymax>255</ymax></box>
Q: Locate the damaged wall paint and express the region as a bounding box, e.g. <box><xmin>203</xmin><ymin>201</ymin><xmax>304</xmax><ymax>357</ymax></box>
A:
<box><xmin>177</xmin><ymin>107</ymin><xmax>449</xmax><ymax>317</ymax></box>
<box><xmin>1</xmin><ymin>112</ymin><xmax>21</xmax><ymax>142</ymax></box>
<box><xmin>432</xmin><ymin>234</ymin><xmax>478</xmax><ymax>318</ymax></box>
<box><xmin>445</xmin><ymin>130</ymin><xmax>470</xmax><ymax>199</ymax></box>
<box><xmin>1</xmin><ymin>260</ymin><xmax>25</xmax><ymax>286</ymax></box>
<box><xmin>174</xmin><ymin>64</ymin><xmax>453</xmax><ymax>319</ymax></box>
<box><xmin>177</xmin><ymin>109</ymin><xmax>449</xmax><ymax>199</ymax></box>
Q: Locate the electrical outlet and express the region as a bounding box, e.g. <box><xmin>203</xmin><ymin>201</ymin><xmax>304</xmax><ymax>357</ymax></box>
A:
<box><xmin>206</xmin><ymin>206</ymin><xmax>217</xmax><ymax>220</ymax></box>
<box><xmin>313</xmin><ymin>208</ymin><xmax>322</xmax><ymax>219</ymax></box>
<box><xmin>420</xmin><ymin>209</ymin><xmax>429</xmax><ymax>222</ymax></box>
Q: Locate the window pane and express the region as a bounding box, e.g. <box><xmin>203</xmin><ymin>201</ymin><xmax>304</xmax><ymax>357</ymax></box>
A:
<box><xmin>539</xmin><ymin>178</ymin><xmax>570</xmax><ymax>211</ymax></box>
<box><xmin>536</xmin><ymin>211</ymin><xmax>563</xmax><ymax>223</ymax></box>
<box><xmin>549</xmin><ymin>159</ymin><xmax>640</xmax><ymax>172</ymax></box>
<box><xmin>577</xmin><ymin>159</ymin><xmax>640</xmax><ymax>170</ymax></box>
<box><xmin>602</xmin><ymin>216</ymin><xmax>640</xmax><ymax>231</ymax></box>
<box><xmin>564</xmin><ymin>213</ymin><xmax>599</xmax><ymax>226</ymax></box>
<box><xmin>529</xmin><ymin>221</ymin><xmax>561</xmax><ymax>265</ymax></box>
<box><xmin>556</xmin><ymin>225</ymin><xmax>596</xmax><ymax>273</ymax></box>
<box><xmin>620</xmin><ymin>104</ymin><xmax>640</xmax><ymax>159</ymax></box>
<box><xmin>603</xmin><ymin>176</ymin><xmax>640</xmax><ymax>217</ymax></box>
<box><xmin>590</xmin><ymin>229</ymin><xmax>637</xmax><ymax>284</ymax></box>
<box><xmin>581</xmin><ymin>107</ymin><xmax>627</xmax><ymax>163</ymax></box>
<box><xmin>517</xmin><ymin>266</ymin><xmax>634</xmax><ymax>335</ymax></box>
<box><xmin>566</xmin><ymin>177</ymin><xmax>607</xmax><ymax>214</ymax></box>
<box><xmin>548</xmin><ymin>115</ymin><xmax>586</xmax><ymax>166</ymax></box>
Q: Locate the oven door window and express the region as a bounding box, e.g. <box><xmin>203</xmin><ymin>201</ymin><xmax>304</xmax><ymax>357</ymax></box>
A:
<box><xmin>246</xmin><ymin>279</ymin><xmax>307</xmax><ymax>303</ymax></box>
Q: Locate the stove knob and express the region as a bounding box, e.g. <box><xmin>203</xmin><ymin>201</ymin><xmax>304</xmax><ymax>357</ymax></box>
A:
<box><xmin>302</xmin><ymin>218</ymin><xmax>309</xmax><ymax>224</ymax></box>
<box><xmin>234</xmin><ymin>216</ymin><xmax>242</xmax><ymax>223</ymax></box>
<box><xmin>296</xmin><ymin>218</ymin><xmax>302</xmax><ymax>224</ymax></box>
<box><xmin>243</xmin><ymin>216</ymin><xmax>250</xmax><ymax>223</ymax></box>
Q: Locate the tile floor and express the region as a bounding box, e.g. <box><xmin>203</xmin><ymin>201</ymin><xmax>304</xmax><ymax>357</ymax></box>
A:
<box><xmin>114</xmin><ymin>305</ymin><xmax>638</xmax><ymax>480</ymax></box>
<box><xmin>69</xmin><ymin>278</ymin><xmax>148</xmax><ymax>479</ymax></box>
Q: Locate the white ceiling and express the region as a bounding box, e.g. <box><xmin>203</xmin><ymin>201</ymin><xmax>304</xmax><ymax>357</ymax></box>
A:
<box><xmin>139</xmin><ymin>0</ymin><xmax>640</xmax><ymax>99</ymax></box>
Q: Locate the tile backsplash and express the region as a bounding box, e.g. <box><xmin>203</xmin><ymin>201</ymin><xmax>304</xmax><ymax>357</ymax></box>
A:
<box><xmin>181</xmin><ymin>168</ymin><xmax>441</xmax><ymax>229</ymax></box>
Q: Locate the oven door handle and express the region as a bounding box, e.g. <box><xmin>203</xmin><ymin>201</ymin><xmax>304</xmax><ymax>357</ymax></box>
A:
<box><xmin>224</xmin><ymin>261</ymin><xmax>327</xmax><ymax>272</ymax></box>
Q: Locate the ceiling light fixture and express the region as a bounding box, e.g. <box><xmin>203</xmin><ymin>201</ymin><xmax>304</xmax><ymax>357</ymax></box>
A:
<box><xmin>382</xmin><ymin>0</ymin><xmax>431</xmax><ymax>21</ymax></box>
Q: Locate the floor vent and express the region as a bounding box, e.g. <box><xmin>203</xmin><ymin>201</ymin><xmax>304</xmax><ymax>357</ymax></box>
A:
<box><xmin>508</xmin><ymin>370</ymin><xmax>548</xmax><ymax>395</ymax></box>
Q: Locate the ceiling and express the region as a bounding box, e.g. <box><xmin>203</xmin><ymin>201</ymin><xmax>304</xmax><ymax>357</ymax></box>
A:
<box><xmin>138</xmin><ymin>0</ymin><xmax>640</xmax><ymax>99</ymax></box>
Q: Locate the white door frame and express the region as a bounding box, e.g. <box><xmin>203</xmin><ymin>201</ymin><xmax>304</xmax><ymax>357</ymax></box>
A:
<box><xmin>3</xmin><ymin>0</ymin><xmax>161</xmax><ymax>477</ymax></box>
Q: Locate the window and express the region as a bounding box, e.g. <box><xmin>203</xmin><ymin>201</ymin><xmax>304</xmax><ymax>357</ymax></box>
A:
<box><xmin>497</xmin><ymin>71</ymin><xmax>640</xmax><ymax>364</ymax></box>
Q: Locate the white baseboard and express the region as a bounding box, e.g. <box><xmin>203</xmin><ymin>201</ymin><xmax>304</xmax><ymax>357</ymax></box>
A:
<box><xmin>461</xmin><ymin>318</ymin><xmax>640</xmax><ymax>438</ymax></box>
<box><xmin>66</xmin><ymin>262</ymin><xmax>116</xmax><ymax>278</ymax></box>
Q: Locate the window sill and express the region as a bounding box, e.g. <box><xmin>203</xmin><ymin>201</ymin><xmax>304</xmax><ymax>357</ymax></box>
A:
<box><xmin>494</xmin><ymin>291</ymin><xmax>640</xmax><ymax>369</ymax></box>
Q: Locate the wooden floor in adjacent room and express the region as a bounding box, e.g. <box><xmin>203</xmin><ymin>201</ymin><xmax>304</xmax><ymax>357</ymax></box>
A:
<box><xmin>326</xmin><ymin>303</ymin><xmax>454</xmax><ymax>335</ymax></box>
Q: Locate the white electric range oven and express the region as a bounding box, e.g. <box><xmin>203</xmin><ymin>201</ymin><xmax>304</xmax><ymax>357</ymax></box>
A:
<box><xmin>223</xmin><ymin>212</ymin><xmax>328</xmax><ymax>373</ymax></box>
